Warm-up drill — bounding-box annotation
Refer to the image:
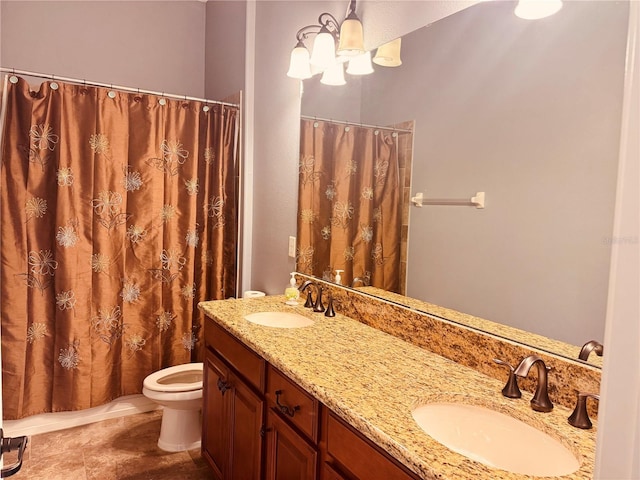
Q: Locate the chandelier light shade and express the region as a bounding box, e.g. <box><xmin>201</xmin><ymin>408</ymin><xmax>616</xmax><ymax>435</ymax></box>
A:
<box><xmin>373</xmin><ymin>38</ymin><xmax>402</xmax><ymax>67</ymax></box>
<box><xmin>514</xmin><ymin>0</ymin><xmax>563</xmax><ymax>19</ymax></box>
<box><xmin>287</xmin><ymin>40</ymin><xmax>313</xmax><ymax>79</ymax></box>
<box><xmin>321</xmin><ymin>61</ymin><xmax>347</xmax><ymax>86</ymax></box>
<box><xmin>309</xmin><ymin>26</ymin><xmax>337</xmax><ymax>69</ymax></box>
<box><xmin>337</xmin><ymin>10</ymin><xmax>365</xmax><ymax>56</ymax></box>
<box><xmin>346</xmin><ymin>51</ymin><xmax>374</xmax><ymax>75</ymax></box>
<box><xmin>287</xmin><ymin>0</ymin><xmax>398</xmax><ymax>85</ymax></box>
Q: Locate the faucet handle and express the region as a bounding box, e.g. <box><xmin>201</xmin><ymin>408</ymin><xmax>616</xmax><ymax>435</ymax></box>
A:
<box><xmin>303</xmin><ymin>291</ymin><xmax>315</xmax><ymax>308</ymax></box>
<box><xmin>313</xmin><ymin>286</ymin><xmax>325</xmax><ymax>313</ymax></box>
<box><xmin>324</xmin><ymin>292</ymin><xmax>336</xmax><ymax>317</ymax></box>
<box><xmin>568</xmin><ymin>392</ymin><xmax>600</xmax><ymax>429</ymax></box>
<box><xmin>300</xmin><ymin>281</ymin><xmax>316</xmax><ymax>308</ymax></box>
<box><xmin>493</xmin><ymin>358</ymin><xmax>522</xmax><ymax>399</ymax></box>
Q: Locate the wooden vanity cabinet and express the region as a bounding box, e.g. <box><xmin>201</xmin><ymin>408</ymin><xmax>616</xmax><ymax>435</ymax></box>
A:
<box><xmin>321</xmin><ymin>411</ymin><xmax>420</xmax><ymax>480</ymax></box>
<box><xmin>265</xmin><ymin>408</ymin><xmax>318</xmax><ymax>480</ymax></box>
<box><xmin>203</xmin><ymin>321</ymin><xmax>266</xmax><ymax>480</ymax></box>
<box><xmin>264</xmin><ymin>365</ymin><xmax>320</xmax><ymax>480</ymax></box>
<box><xmin>203</xmin><ymin>318</ymin><xmax>420</xmax><ymax>480</ymax></box>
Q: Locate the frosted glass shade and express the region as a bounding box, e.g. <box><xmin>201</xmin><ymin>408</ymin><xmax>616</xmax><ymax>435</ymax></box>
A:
<box><xmin>337</xmin><ymin>13</ymin><xmax>365</xmax><ymax>56</ymax></box>
<box><xmin>287</xmin><ymin>45</ymin><xmax>312</xmax><ymax>79</ymax></box>
<box><xmin>321</xmin><ymin>61</ymin><xmax>346</xmax><ymax>86</ymax></box>
<box><xmin>310</xmin><ymin>29</ymin><xmax>336</xmax><ymax>70</ymax></box>
<box><xmin>514</xmin><ymin>0</ymin><xmax>563</xmax><ymax>19</ymax></box>
<box><xmin>373</xmin><ymin>38</ymin><xmax>402</xmax><ymax>67</ymax></box>
<box><xmin>346</xmin><ymin>51</ymin><xmax>374</xmax><ymax>75</ymax></box>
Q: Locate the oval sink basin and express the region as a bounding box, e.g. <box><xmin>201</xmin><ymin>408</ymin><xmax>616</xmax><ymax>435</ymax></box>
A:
<box><xmin>412</xmin><ymin>403</ymin><xmax>579</xmax><ymax>476</ymax></box>
<box><xmin>244</xmin><ymin>312</ymin><xmax>314</xmax><ymax>328</ymax></box>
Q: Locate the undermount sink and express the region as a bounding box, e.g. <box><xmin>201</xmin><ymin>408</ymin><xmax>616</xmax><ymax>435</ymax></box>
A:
<box><xmin>411</xmin><ymin>403</ymin><xmax>580</xmax><ymax>477</ymax></box>
<box><xmin>244</xmin><ymin>312</ymin><xmax>314</xmax><ymax>328</ymax></box>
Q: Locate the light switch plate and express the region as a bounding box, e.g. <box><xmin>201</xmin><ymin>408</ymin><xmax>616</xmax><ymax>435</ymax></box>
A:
<box><xmin>288</xmin><ymin>236</ymin><xmax>296</xmax><ymax>258</ymax></box>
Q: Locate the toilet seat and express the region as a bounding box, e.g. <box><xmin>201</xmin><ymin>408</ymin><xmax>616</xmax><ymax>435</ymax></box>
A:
<box><xmin>143</xmin><ymin>362</ymin><xmax>203</xmax><ymax>393</ymax></box>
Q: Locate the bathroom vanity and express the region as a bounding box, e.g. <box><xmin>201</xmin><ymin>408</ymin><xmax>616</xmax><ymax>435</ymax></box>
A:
<box><xmin>199</xmin><ymin>296</ymin><xmax>597</xmax><ymax>479</ymax></box>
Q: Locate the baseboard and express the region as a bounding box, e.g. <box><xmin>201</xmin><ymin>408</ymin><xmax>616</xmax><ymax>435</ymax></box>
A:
<box><xmin>2</xmin><ymin>394</ymin><xmax>159</xmax><ymax>437</ymax></box>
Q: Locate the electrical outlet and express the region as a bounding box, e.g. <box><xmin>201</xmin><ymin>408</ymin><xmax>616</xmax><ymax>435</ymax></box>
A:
<box><xmin>288</xmin><ymin>236</ymin><xmax>296</xmax><ymax>258</ymax></box>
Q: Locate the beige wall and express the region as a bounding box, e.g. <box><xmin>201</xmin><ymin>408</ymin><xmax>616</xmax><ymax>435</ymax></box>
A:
<box><xmin>0</xmin><ymin>0</ymin><xmax>206</xmax><ymax>97</ymax></box>
<box><xmin>205</xmin><ymin>0</ymin><xmax>246</xmax><ymax>101</ymax></box>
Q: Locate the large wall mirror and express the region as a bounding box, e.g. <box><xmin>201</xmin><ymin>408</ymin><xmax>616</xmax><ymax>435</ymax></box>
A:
<box><xmin>298</xmin><ymin>0</ymin><xmax>630</xmax><ymax>366</ymax></box>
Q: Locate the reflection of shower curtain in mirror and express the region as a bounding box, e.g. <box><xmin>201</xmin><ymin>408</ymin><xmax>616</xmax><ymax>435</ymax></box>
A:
<box><xmin>297</xmin><ymin>119</ymin><xmax>401</xmax><ymax>291</ymax></box>
<box><xmin>0</xmin><ymin>76</ymin><xmax>239</xmax><ymax>419</ymax></box>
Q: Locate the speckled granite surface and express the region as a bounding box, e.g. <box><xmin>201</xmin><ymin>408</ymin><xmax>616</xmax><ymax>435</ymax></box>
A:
<box><xmin>356</xmin><ymin>286</ymin><xmax>604</xmax><ymax>369</ymax></box>
<box><xmin>199</xmin><ymin>296</ymin><xmax>597</xmax><ymax>480</ymax></box>
<box><xmin>296</xmin><ymin>275</ymin><xmax>601</xmax><ymax>419</ymax></box>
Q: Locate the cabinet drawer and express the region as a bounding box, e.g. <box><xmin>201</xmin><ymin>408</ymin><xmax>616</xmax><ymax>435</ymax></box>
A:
<box><xmin>325</xmin><ymin>412</ymin><xmax>418</xmax><ymax>480</ymax></box>
<box><xmin>267</xmin><ymin>365</ymin><xmax>320</xmax><ymax>443</ymax></box>
<box><xmin>205</xmin><ymin>318</ymin><xmax>266</xmax><ymax>392</ymax></box>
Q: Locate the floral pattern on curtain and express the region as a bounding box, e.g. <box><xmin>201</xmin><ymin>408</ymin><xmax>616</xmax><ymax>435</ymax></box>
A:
<box><xmin>297</xmin><ymin>119</ymin><xmax>401</xmax><ymax>292</ymax></box>
<box><xmin>0</xmin><ymin>76</ymin><xmax>239</xmax><ymax>419</ymax></box>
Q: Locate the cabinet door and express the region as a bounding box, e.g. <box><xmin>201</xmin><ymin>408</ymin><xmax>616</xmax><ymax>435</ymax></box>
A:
<box><xmin>202</xmin><ymin>349</ymin><xmax>231</xmax><ymax>480</ymax></box>
<box><xmin>229</xmin><ymin>369</ymin><xmax>265</xmax><ymax>480</ymax></box>
<box><xmin>265</xmin><ymin>409</ymin><xmax>318</xmax><ymax>480</ymax></box>
<box><xmin>324</xmin><ymin>412</ymin><xmax>418</xmax><ymax>480</ymax></box>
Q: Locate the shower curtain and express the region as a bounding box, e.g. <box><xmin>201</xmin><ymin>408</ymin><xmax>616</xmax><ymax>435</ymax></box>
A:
<box><xmin>0</xmin><ymin>76</ymin><xmax>239</xmax><ymax>420</ymax></box>
<box><xmin>297</xmin><ymin>119</ymin><xmax>402</xmax><ymax>292</ymax></box>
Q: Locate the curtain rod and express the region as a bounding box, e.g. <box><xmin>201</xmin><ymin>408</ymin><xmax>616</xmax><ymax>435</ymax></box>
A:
<box><xmin>0</xmin><ymin>67</ymin><xmax>239</xmax><ymax>108</ymax></box>
<box><xmin>301</xmin><ymin>115</ymin><xmax>413</xmax><ymax>134</ymax></box>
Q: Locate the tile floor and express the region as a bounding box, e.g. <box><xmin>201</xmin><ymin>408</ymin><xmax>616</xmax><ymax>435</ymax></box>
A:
<box><xmin>4</xmin><ymin>410</ymin><xmax>213</xmax><ymax>480</ymax></box>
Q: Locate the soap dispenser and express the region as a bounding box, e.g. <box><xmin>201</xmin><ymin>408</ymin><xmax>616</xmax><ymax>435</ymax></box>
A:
<box><xmin>284</xmin><ymin>272</ymin><xmax>300</xmax><ymax>305</ymax></box>
<box><xmin>334</xmin><ymin>270</ymin><xmax>344</xmax><ymax>285</ymax></box>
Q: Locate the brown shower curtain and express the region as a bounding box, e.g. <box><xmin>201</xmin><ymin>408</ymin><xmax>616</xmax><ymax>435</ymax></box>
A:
<box><xmin>297</xmin><ymin>119</ymin><xmax>401</xmax><ymax>291</ymax></box>
<box><xmin>0</xmin><ymin>76</ymin><xmax>239</xmax><ymax>419</ymax></box>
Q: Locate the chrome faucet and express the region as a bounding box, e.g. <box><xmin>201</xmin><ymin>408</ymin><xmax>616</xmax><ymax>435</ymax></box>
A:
<box><xmin>578</xmin><ymin>340</ymin><xmax>603</xmax><ymax>361</ymax></box>
<box><xmin>514</xmin><ymin>355</ymin><xmax>554</xmax><ymax>412</ymax></box>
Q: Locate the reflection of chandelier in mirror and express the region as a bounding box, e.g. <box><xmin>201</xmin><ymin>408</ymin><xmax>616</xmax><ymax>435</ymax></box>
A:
<box><xmin>514</xmin><ymin>0</ymin><xmax>563</xmax><ymax>19</ymax></box>
<box><xmin>286</xmin><ymin>0</ymin><xmax>402</xmax><ymax>86</ymax></box>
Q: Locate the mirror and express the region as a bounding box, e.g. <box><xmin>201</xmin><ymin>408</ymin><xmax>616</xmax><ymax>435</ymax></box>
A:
<box><xmin>298</xmin><ymin>0</ymin><xmax>630</xmax><ymax>366</ymax></box>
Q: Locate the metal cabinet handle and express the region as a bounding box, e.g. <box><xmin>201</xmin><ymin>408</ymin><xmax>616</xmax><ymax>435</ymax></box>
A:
<box><xmin>217</xmin><ymin>378</ymin><xmax>231</xmax><ymax>395</ymax></box>
<box><xmin>275</xmin><ymin>390</ymin><xmax>300</xmax><ymax>417</ymax></box>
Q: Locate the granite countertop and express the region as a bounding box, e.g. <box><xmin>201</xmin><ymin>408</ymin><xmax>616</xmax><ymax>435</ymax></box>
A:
<box><xmin>198</xmin><ymin>296</ymin><xmax>597</xmax><ymax>480</ymax></box>
<box><xmin>355</xmin><ymin>286</ymin><xmax>604</xmax><ymax>369</ymax></box>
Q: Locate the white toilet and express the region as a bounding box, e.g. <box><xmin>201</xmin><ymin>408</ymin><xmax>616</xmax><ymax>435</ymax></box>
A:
<box><xmin>142</xmin><ymin>362</ymin><xmax>204</xmax><ymax>452</ymax></box>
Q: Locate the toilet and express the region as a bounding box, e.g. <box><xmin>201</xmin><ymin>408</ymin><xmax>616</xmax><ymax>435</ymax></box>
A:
<box><xmin>142</xmin><ymin>362</ymin><xmax>204</xmax><ymax>452</ymax></box>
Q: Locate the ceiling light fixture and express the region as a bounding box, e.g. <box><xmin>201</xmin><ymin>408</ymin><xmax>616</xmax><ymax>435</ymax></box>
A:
<box><xmin>373</xmin><ymin>38</ymin><xmax>402</xmax><ymax>67</ymax></box>
<box><xmin>514</xmin><ymin>0</ymin><xmax>563</xmax><ymax>19</ymax></box>
<box><xmin>287</xmin><ymin>0</ymin><xmax>401</xmax><ymax>85</ymax></box>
